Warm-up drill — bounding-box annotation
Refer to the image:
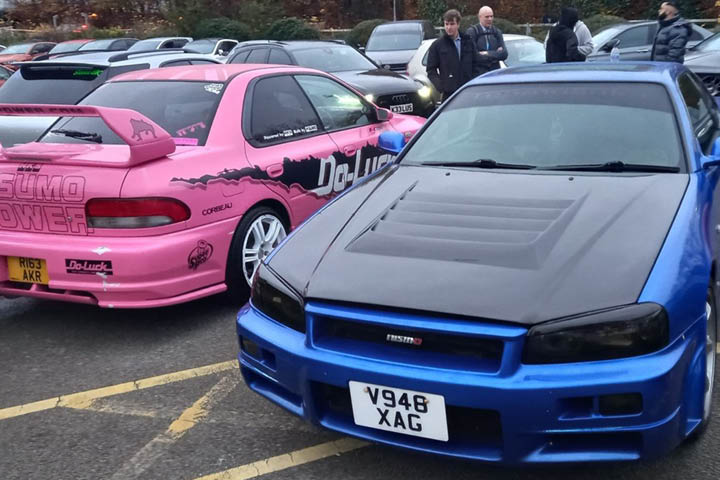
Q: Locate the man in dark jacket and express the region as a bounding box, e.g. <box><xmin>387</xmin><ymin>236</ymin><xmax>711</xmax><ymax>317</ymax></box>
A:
<box><xmin>651</xmin><ymin>1</ymin><xmax>692</xmax><ymax>63</ymax></box>
<box><xmin>466</xmin><ymin>6</ymin><xmax>508</xmax><ymax>74</ymax></box>
<box><xmin>545</xmin><ymin>7</ymin><xmax>585</xmax><ymax>63</ymax></box>
<box><xmin>426</xmin><ymin>9</ymin><xmax>483</xmax><ymax>102</ymax></box>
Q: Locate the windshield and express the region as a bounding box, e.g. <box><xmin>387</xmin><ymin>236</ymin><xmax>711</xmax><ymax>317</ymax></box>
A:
<box><xmin>293</xmin><ymin>46</ymin><xmax>377</xmax><ymax>72</ymax></box>
<box><xmin>592</xmin><ymin>26</ymin><xmax>624</xmax><ymax>51</ymax></box>
<box><xmin>40</xmin><ymin>81</ymin><xmax>224</xmax><ymax>147</ymax></box>
<box><xmin>127</xmin><ymin>39</ymin><xmax>162</xmax><ymax>52</ymax></box>
<box><xmin>2</xmin><ymin>43</ymin><xmax>31</xmax><ymax>54</ymax></box>
<box><xmin>79</xmin><ymin>39</ymin><xmax>117</xmax><ymax>51</ymax></box>
<box><xmin>367</xmin><ymin>25</ymin><xmax>422</xmax><ymax>51</ymax></box>
<box><xmin>49</xmin><ymin>42</ymin><xmax>86</xmax><ymax>54</ymax></box>
<box><xmin>401</xmin><ymin>82</ymin><xmax>683</xmax><ymax>171</ymax></box>
<box><xmin>0</xmin><ymin>65</ymin><xmax>108</xmax><ymax>104</ymax></box>
<box><xmin>693</xmin><ymin>32</ymin><xmax>720</xmax><ymax>52</ymax></box>
<box><xmin>184</xmin><ymin>40</ymin><xmax>214</xmax><ymax>54</ymax></box>
<box><xmin>505</xmin><ymin>39</ymin><xmax>545</xmax><ymax>66</ymax></box>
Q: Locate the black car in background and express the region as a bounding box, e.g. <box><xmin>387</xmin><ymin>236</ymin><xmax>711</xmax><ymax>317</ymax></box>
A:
<box><xmin>587</xmin><ymin>20</ymin><xmax>711</xmax><ymax>61</ymax></box>
<box><xmin>227</xmin><ymin>40</ymin><xmax>434</xmax><ymax>117</ymax></box>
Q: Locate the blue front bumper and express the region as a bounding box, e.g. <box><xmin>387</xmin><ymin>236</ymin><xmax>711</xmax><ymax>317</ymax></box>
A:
<box><xmin>236</xmin><ymin>301</ymin><xmax>705</xmax><ymax>464</ymax></box>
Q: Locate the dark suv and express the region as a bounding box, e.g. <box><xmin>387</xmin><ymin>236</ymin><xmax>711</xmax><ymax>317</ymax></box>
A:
<box><xmin>587</xmin><ymin>20</ymin><xmax>711</xmax><ymax>61</ymax></box>
<box><xmin>364</xmin><ymin>20</ymin><xmax>437</xmax><ymax>73</ymax></box>
<box><xmin>0</xmin><ymin>50</ymin><xmax>220</xmax><ymax>146</ymax></box>
<box><xmin>227</xmin><ymin>40</ymin><xmax>434</xmax><ymax>117</ymax></box>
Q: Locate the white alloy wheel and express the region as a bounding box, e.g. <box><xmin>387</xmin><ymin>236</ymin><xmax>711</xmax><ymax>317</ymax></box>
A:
<box><xmin>241</xmin><ymin>214</ymin><xmax>286</xmax><ymax>286</ymax></box>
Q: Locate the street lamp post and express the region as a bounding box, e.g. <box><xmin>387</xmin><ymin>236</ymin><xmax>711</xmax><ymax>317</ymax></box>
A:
<box><xmin>393</xmin><ymin>0</ymin><xmax>397</xmax><ymax>21</ymax></box>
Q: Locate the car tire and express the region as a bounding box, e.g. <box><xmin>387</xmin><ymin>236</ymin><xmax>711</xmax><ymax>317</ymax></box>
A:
<box><xmin>224</xmin><ymin>206</ymin><xmax>287</xmax><ymax>302</ymax></box>
<box><xmin>688</xmin><ymin>285</ymin><xmax>717</xmax><ymax>441</ymax></box>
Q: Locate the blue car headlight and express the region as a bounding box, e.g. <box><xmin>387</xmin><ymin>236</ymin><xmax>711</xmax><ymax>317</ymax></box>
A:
<box><xmin>523</xmin><ymin>303</ymin><xmax>669</xmax><ymax>364</ymax></box>
<box><xmin>250</xmin><ymin>264</ymin><xmax>306</xmax><ymax>333</ymax></box>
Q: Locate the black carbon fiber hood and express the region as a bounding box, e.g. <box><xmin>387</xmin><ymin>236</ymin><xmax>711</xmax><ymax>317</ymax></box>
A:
<box><xmin>267</xmin><ymin>165</ymin><xmax>688</xmax><ymax>325</ymax></box>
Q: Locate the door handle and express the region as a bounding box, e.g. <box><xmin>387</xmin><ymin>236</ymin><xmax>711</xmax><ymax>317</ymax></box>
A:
<box><xmin>636</xmin><ymin>49</ymin><xmax>650</xmax><ymax>53</ymax></box>
<box><xmin>266</xmin><ymin>163</ymin><xmax>284</xmax><ymax>178</ymax></box>
<box><xmin>343</xmin><ymin>146</ymin><xmax>358</xmax><ymax>157</ymax></box>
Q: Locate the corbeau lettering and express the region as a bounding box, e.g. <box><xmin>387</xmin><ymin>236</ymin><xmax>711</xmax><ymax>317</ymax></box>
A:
<box><xmin>202</xmin><ymin>202</ymin><xmax>232</xmax><ymax>216</ymax></box>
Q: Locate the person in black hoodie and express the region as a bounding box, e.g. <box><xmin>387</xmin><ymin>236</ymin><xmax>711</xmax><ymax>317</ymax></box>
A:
<box><xmin>426</xmin><ymin>9</ymin><xmax>483</xmax><ymax>102</ymax></box>
<box><xmin>545</xmin><ymin>7</ymin><xmax>585</xmax><ymax>63</ymax></box>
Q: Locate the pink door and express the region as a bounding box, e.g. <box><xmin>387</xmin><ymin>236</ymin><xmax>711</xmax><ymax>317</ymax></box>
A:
<box><xmin>242</xmin><ymin>74</ymin><xmax>340</xmax><ymax>227</ymax></box>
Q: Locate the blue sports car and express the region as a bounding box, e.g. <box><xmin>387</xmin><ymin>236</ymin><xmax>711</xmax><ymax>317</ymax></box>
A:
<box><xmin>236</xmin><ymin>63</ymin><xmax>719</xmax><ymax>463</ymax></box>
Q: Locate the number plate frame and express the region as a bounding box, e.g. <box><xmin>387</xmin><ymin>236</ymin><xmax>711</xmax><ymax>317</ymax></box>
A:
<box><xmin>390</xmin><ymin>103</ymin><xmax>414</xmax><ymax>114</ymax></box>
<box><xmin>7</xmin><ymin>256</ymin><xmax>49</xmax><ymax>284</ymax></box>
<box><xmin>348</xmin><ymin>380</ymin><xmax>448</xmax><ymax>441</ymax></box>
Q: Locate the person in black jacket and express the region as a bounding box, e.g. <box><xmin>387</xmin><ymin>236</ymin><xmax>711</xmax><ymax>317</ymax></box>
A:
<box><xmin>466</xmin><ymin>6</ymin><xmax>508</xmax><ymax>74</ymax></box>
<box><xmin>651</xmin><ymin>1</ymin><xmax>692</xmax><ymax>63</ymax></box>
<box><xmin>545</xmin><ymin>7</ymin><xmax>585</xmax><ymax>63</ymax></box>
<box><xmin>426</xmin><ymin>9</ymin><xmax>483</xmax><ymax>102</ymax></box>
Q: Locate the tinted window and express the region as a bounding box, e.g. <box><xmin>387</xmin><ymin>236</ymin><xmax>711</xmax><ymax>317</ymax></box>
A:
<box><xmin>218</xmin><ymin>41</ymin><xmax>237</xmax><ymax>54</ymax></box>
<box><xmin>230</xmin><ymin>50</ymin><xmax>250</xmax><ymax>63</ymax></box>
<box><xmin>41</xmin><ymin>81</ymin><xmax>224</xmax><ymax>147</ymax></box>
<box><xmin>292</xmin><ymin>46</ymin><xmax>377</xmax><ymax>72</ymax></box>
<box><xmin>128</xmin><ymin>39</ymin><xmax>162</xmax><ymax>51</ymax></box>
<box><xmin>616</xmin><ymin>26</ymin><xmax>649</xmax><ymax>48</ymax></box>
<box><xmin>0</xmin><ymin>65</ymin><xmax>108</xmax><ymax>104</ymax></box>
<box><xmin>246</xmin><ymin>48</ymin><xmax>269</xmax><ymax>63</ymax></box>
<box><xmin>31</xmin><ymin>44</ymin><xmax>53</xmax><ymax>54</ymax></box>
<box><xmin>678</xmin><ymin>72</ymin><xmax>716</xmax><ymax>150</ymax></box>
<box><xmin>295</xmin><ymin>75</ymin><xmax>372</xmax><ymax>130</ymax></box>
<box><xmin>162</xmin><ymin>60</ymin><xmax>191</xmax><ymax>67</ymax></box>
<box><xmin>269</xmin><ymin>48</ymin><xmax>293</xmax><ymax>65</ymax></box>
<box><xmin>690</xmin><ymin>26</ymin><xmax>705</xmax><ymax>42</ymax></box>
<box><xmin>367</xmin><ymin>24</ymin><xmax>423</xmax><ymax>51</ymax></box>
<box><xmin>184</xmin><ymin>40</ymin><xmax>215</xmax><ymax>54</ymax></box>
<box><xmin>249</xmin><ymin>75</ymin><xmax>321</xmax><ymax>145</ymax></box>
<box><xmin>402</xmin><ymin>83</ymin><xmax>683</xmax><ymax>170</ymax></box>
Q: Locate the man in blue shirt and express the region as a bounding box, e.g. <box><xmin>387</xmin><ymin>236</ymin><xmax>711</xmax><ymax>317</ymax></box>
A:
<box><xmin>426</xmin><ymin>9</ymin><xmax>483</xmax><ymax>102</ymax></box>
<box><xmin>467</xmin><ymin>6</ymin><xmax>508</xmax><ymax>74</ymax></box>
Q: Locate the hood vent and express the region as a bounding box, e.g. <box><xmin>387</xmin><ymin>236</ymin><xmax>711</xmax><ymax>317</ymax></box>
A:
<box><xmin>346</xmin><ymin>187</ymin><xmax>583</xmax><ymax>270</ymax></box>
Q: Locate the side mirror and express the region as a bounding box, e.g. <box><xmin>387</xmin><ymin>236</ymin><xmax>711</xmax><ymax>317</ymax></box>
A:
<box><xmin>601</xmin><ymin>38</ymin><xmax>620</xmax><ymax>52</ymax></box>
<box><xmin>375</xmin><ymin>107</ymin><xmax>394</xmax><ymax>122</ymax></box>
<box><xmin>378</xmin><ymin>131</ymin><xmax>406</xmax><ymax>155</ymax></box>
<box><xmin>703</xmin><ymin>137</ymin><xmax>720</xmax><ymax>168</ymax></box>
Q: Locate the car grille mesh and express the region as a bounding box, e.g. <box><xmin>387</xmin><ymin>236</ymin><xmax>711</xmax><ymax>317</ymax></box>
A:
<box><xmin>698</xmin><ymin>73</ymin><xmax>720</xmax><ymax>96</ymax></box>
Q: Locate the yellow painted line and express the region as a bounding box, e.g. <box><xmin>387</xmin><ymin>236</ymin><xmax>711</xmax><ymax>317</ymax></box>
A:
<box><xmin>0</xmin><ymin>359</ymin><xmax>238</xmax><ymax>421</ymax></box>
<box><xmin>195</xmin><ymin>437</ymin><xmax>369</xmax><ymax>480</ymax></box>
<box><xmin>110</xmin><ymin>374</ymin><xmax>240</xmax><ymax>480</ymax></box>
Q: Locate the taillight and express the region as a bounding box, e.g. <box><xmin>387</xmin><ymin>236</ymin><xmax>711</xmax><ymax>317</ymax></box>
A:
<box><xmin>85</xmin><ymin>198</ymin><xmax>191</xmax><ymax>228</ymax></box>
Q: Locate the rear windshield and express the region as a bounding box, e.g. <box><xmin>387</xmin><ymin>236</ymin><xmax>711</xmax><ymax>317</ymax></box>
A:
<box><xmin>367</xmin><ymin>25</ymin><xmax>422</xmax><ymax>51</ymax></box>
<box><xmin>49</xmin><ymin>42</ymin><xmax>85</xmax><ymax>54</ymax></box>
<box><xmin>0</xmin><ymin>65</ymin><xmax>109</xmax><ymax>104</ymax></box>
<box><xmin>40</xmin><ymin>81</ymin><xmax>225</xmax><ymax>147</ymax></box>
<box><xmin>2</xmin><ymin>43</ymin><xmax>31</xmax><ymax>54</ymax></box>
<box><xmin>293</xmin><ymin>46</ymin><xmax>377</xmax><ymax>72</ymax></box>
<box><xmin>184</xmin><ymin>40</ymin><xmax>214</xmax><ymax>54</ymax></box>
<box><xmin>402</xmin><ymin>82</ymin><xmax>684</xmax><ymax>170</ymax></box>
<box><xmin>79</xmin><ymin>39</ymin><xmax>117</xmax><ymax>50</ymax></box>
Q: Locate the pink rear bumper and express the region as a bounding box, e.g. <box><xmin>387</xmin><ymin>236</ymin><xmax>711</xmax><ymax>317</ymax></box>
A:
<box><xmin>0</xmin><ymin>216</ymin><xmax>239</xmax><ymax>308</ymax></box>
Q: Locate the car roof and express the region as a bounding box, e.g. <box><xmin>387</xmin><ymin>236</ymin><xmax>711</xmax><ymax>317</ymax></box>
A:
<box><xmin>18</xmin><ymin>51</ymin><xmax>220</xmax><ymax>68</ymax></box>
<box><xmin>234</xmin><ymin>40</ymin><xmax>349</xmax><ymax>51</ymax></box>
<box><xmin>136</xmin><ymin>36</ymin><xmax>192</xmax><ymax>41</ymax></box>
<box><xmin>108</xmin><ymin>63</ymin><xmax>322</xmax><ymax>82</ymax></box>
<box><xmin>473</xmin><ymin>62</ymin><xmax>686</xmax><ymax>86</ymax></box>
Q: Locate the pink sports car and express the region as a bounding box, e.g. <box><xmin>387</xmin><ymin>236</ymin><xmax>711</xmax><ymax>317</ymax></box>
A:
<box><xmin>0</xmin><ymin>64</ymin><xmax>425</xmax><ymax>308</ymax></box>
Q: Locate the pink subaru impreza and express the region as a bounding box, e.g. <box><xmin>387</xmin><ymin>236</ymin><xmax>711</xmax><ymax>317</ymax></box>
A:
<box><xmin>0</xmin><ymin>64</ymin><xmax>425</xmax><ymax>308</ymax></box>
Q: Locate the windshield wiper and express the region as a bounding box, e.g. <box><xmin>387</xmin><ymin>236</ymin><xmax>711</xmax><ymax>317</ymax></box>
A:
<box><xmin>542</xmin><ymin>161</ymin><xmax>680</xmax><ymax>173</ymax></box>
<box><xmin>421</xmin><ymin>158</ymin><xmax>537</xmax><ymax>170</ymax></box>
<box><xmin>50</xmin><ymin>129</ymin><xmax>103</xmax><ymax>144</ymax></box>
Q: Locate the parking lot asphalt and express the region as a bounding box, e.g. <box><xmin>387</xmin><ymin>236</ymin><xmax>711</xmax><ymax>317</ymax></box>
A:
<box><xmin>2</xmin><ymin>296</ymin><xmax>720</xmax><ymax>480</ymax></box>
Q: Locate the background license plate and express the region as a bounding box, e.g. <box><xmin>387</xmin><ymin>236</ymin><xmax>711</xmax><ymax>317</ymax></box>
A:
<box><xmin>390</xmin><ymin>103</ymin><xmax>414</xmax><ymax>113</ymax></box>
<box><xmin>7</xmin><ymin>257</ymin><xmax>49</xmax><ymax>284</ymax></box>
<box><xmin>349</xmin><ymin>381</ymin><xmax>448</xmax><ymax>441</ymax></box>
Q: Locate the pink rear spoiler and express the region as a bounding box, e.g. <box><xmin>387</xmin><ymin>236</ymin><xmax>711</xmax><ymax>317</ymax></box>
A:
<box><xmin>0</xmin><ymin>104</ymin><xmax>176</xmax><ymax>167</ymax></box>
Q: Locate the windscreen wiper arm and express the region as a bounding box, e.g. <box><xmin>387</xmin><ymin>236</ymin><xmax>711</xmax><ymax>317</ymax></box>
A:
<box><xmin>421</xmin><ymin>158</ymin><xmax>537</xmax><ymax>170</ymax></box>
<box><xmin>542</xmin><ymin>161</ymin><xmax>680</xmax><ymax>173</ymax></box>
<box><xmin>50</xmin><ymin>129</ymin><xmax>103</xmax><ymax>144</ymax></box>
